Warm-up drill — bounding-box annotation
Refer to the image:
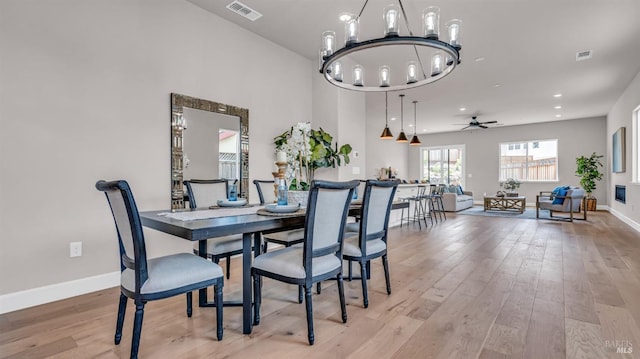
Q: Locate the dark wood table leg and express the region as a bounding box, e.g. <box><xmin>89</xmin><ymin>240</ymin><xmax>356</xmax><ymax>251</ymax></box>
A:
<box><xmin>198</xmin><ymin>240</ymin><xmax>208</xmax><ymax>306</ymax></box>
<box><xmin>242</xmin><ymin>232</ymin><xmax>253</xmax><ymax>334</ymax></box>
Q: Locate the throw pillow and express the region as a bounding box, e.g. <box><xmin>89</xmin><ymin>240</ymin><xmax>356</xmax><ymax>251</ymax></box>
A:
<box><xmin>449</xmin><ymin>185</ymin><xmax>458</xmax><ymax>194</ymax></box>
<box><xmin>456</xmin><ymin>185</ymin><xmax>464</xmax><ymax>195</ymax></box>
<box><xmin>552</xmin><ymin>186</ymin><xmax>570</xmax><ymax>205</ymax></box>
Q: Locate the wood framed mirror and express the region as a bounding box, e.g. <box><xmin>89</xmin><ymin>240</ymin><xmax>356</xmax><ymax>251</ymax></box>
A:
<box><xmin>170</xmin><ymin>93</ymin><xmax>249</xmax><ymax>209</ymax></box>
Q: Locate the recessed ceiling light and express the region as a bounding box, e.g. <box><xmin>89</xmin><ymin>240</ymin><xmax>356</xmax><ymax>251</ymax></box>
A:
<box><xmin>555</xmin><ymin>114</ymin><xmax>562</xmax><ymax>118</ymax></box>
<box><xmin>474</xmin><ymin>57</ymin><xmax>485</xmax><ymax>62</ymax></box>
<box><xmin>338</xmin><ymin>13</ymin><xmax>353</xmax><ymax>22</ymax></box>
<box><xmin>423</xmin><ymin>129</ymin><xmax>427</xmax><ymax>132</ymax></box>
<box><xmin>409</xmin><ymin>123</ymin><xmax>413</xmax><ymax>127</ymax></box>
<box><xmin>554</xmin><ymin>105</ymin><xmax>562</xmax><ymax>110</ymax></box>
<box><xmin>459</xmin><ymin>107</ymin><xmax>466</xmax><ymax>111</ymax></box>
<box><xmin>494</xmin><ymin>84</ymin><xmax>501</xmax><ymax>87</ymax></box>
<box><xmin>553</xmin><ymin>93</ymin><xmax>562</xmax><ymax>98</ymax></box>
<box><xmin>390</xmin><ymin>117</ymin><xmax>396</xmax><ymax>121</ymax></box>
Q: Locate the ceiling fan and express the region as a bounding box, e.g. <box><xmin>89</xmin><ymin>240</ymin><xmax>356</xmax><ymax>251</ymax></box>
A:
<box><xmin>457</xmin><ymin>116</ymin><xmax>497</xmax><ymax>130</ymax></box>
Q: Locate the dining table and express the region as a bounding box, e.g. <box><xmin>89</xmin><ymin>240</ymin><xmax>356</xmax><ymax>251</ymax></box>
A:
<box><xmin>139</xmin><ymin>201</ymin><xmax>409</xmax><ymax>335</ymax></box>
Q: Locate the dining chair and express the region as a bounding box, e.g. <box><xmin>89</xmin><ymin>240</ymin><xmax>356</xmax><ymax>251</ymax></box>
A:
<box><xmin>251</xmin><ymin>179</ymin><xmax>359</xmax><ymax>345</ymax></box>
<box><xmin>185</xmin><ymin>179</ymin><xmax>243</xmax><ymax>279</ymax></box>
<box><xmin>96</xmin><ymin>180</ymin><xmax>224</xmax><ymax>359</ymax></box>
<box><xmin>342</xmin><ymin>180</ymin><xmax>399</xmax><ymax>308</ymax></box>
<box><xmin>254</xmin><ymin>179</ymin><xmax>305</xmax><ymax>253</ymax></box>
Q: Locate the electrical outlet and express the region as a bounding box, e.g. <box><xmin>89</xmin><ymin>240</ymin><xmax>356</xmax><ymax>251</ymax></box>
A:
<box><xmin>70</xmin><ymin>242</ymin><xmax>82</xmax><ymax>257</ymax></box>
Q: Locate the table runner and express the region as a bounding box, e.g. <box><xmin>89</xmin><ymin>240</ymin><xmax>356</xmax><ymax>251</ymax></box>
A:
<box><xmin>158</xmin><ymin>206</ymin><xmax>263</xmax><ymax>221</ymax></box>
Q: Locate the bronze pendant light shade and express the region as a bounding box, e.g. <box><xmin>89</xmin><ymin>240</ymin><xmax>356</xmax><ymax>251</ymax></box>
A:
<box><xmin>410</xmin><ymin>100</ymin><xmax>422</xmax><ymax>145</ymax></box>
<box><xmin>396</xmin><ymin>94</ymin><xmax>408</xmax><ymax>142</ymax></box>
<box><xmin>380</xmin><ymin>92</ymin><xmax>394</xmax><ymax>139</ymax></box>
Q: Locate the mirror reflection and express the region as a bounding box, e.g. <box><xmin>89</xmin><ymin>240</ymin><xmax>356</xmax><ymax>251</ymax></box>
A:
<box><xmin>171</xmin><ymin>93</ymin><xmax>249</xmax><ymax>209</ymax></box>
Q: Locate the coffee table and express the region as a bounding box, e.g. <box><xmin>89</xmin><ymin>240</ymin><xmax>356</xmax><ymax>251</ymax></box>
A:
<box><xmin>484</xmin><ymin>195</ymin><xmax>526</xmax><ymax>213</ymax></box>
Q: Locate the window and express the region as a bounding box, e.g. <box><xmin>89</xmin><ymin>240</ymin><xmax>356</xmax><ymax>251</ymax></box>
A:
<box><xmin>634</xmin><ymin>105</ymin><xmax>640</xmax><ymax>182</ymax></box>
<box><xmin>420</xmin><ymin>145</ymin><xmax>465</xmax><ymax>186</ymax></box>
<box><xmin>499</xmin><ymin>139</ymin><xmax>557</xmax><ymax>181</ymax></box>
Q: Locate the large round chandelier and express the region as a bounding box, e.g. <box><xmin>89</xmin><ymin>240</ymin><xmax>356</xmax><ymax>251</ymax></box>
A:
<box><xmin>319</xmin><ymin>0</ymin><xmax>462</xmax><ymax>92</ymax></box>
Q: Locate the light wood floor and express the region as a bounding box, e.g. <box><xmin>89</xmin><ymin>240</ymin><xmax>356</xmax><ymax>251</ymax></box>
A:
<box><xmin>2</xmin><ymin>210</ymin><xmax>640</xmax><ymax>358</ymax></box>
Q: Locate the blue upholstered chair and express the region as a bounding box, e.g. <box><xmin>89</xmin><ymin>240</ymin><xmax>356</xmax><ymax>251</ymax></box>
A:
<box><xmin>343</xmin><ymin>180</ymin><xmax>399</xmax><ymax>308</ymax></box>
<box><xmin>536</xmin><ymin>187</ymin><xmax>587</xmax><ymax>221</ymax></box>
<box><xmin>185</xmin><ymin>179</ymin><xmax>244</xmax><ymax>279</ymax></box>
<box><xmin>96</xmin><ymin>180</ymin><xmax>224</xmax><ymax>359</ymax></box>
<box><xmin>251</xmin><ymin>179</ymin><xmax>359</xmax><ymax>345</ymax></box>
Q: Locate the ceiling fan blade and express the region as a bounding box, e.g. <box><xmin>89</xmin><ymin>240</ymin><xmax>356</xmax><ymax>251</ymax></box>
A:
<box><xmin>461</xmin><ymin>125</ymin><xmax>471</xmax><ymax>130</ymax></box>
<box><xmin>479</xmin><ymin>125</ymin><xmax>488</xmax><ymax>129</ymax></box>
<box><xmin>480</xmin><ymin>120</ymin><xmax>498</xmax><ymax>124</ymax></box>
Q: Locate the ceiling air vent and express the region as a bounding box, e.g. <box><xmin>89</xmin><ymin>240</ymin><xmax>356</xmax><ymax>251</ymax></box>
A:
<box><xmin>576</xmin><ymin>50</ymin><xmax>592</xmax><ymax>61</ymax></box>
<box><xmin>226</xmin><ymin>1</ymin><xmax>262</xmax><ymax>21</ymax></box>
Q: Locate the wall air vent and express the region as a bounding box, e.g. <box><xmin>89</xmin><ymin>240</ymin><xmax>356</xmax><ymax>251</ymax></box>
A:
<box><xmin>576</xmin><ymin>50</ymin><xmax>592</xmax><ymax>61</ymax></box>
<box><xmin>226</xmin><ymin>1</ymin><xmax>262</xmax><ymax>21</ymax></box>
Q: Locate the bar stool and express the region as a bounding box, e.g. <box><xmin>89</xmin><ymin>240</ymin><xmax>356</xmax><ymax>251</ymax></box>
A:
<box><xmin>400</xmin><ymin>185</ymin><xmax>428</xmax><ymax>229</ymax></box>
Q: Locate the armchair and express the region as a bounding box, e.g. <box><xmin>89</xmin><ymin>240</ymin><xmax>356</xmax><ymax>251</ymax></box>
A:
<box><xmin>536</xmin><ymin>187</ymin><xmax>587</xmax><ymax>221</ymax></box>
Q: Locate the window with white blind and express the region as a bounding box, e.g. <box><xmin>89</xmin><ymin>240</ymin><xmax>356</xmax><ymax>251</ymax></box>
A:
<box><xmin>499</xmin><ymin>139</ymin><xmax>558</xmax><ymax>182</ymax></box>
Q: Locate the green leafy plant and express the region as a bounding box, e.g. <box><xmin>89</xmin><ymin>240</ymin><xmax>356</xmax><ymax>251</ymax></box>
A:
<box><xmin>274</xmin><ymin>123</ymin><xmax>351</xmax><ymax>190</ymax></box>
<box><xmin>575</xmin><ymin>152</ymin><xmax>603</xmax><ymax>198</ymax></box>
<box><xmin>500</xmin><ymin>178</ymin><xmax>521</xmax><ymax>192</ymax></box>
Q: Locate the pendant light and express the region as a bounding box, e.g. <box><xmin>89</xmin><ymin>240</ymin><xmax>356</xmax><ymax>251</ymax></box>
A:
<box><xmin>380</xmin><ymin>92</ymin><xmax>394</xmax><ymax>139</ymax></box>
<box><xmin>396</xmin><ymin>94</ymin><xmax>408</xmax><ymax>142</ymax></box>
<box><xmin>410</xmin><ymin>100</ymin><xmax>422</xmax><ymax>145</ymax></box>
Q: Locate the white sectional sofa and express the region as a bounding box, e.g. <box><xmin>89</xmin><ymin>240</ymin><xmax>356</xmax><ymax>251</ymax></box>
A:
<box><xmin>441</xmin><ymin>190</ymin><xmax>474</xmax><ymax>212</ymax></box>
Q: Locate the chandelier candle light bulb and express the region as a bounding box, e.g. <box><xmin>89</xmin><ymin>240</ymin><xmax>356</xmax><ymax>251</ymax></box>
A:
<box><xmin>447</xmin><ymin>19</ymin><xmax>462</xmax><ymax>48</ymax></box>
<box><xmin>431</xmin><ymin>52</ymin><xmax>443</xmax><ymax>76</ymax></box>
<box><xmin>422</xmin><ymin>6</ymin><xmax>440</xmax><ymax>39</ymax></box>
<box><xmin>383</xmin><ymin>5</ymin><xmax>400</xmax><ymax>36</ymax></box>
<box><xmin>379</xmin><ymin>66</ymin><xmax>391</xmax><ymax>87</ymax></box>
<box><xmin>353</xmin><ymin>65</ymin><xmax>364</xmax><ymax>86</ymax></box>
<box><xmin>345</xmin><ymin>16</ymin><xmax>359</xmax><ymax>46</ymax></box>
<box><xmin>332</xmin><ymin>61</ymin><xmax>343</xmax><ymax>82</ymax></box>
<box><xmin>406</xmin><ymin>61</ymin><xmax>418</xmax><ymax>84</ymax></box>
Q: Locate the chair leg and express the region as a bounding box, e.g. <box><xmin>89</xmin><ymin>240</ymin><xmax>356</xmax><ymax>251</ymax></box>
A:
<box><xmin>226</xmin><ymin>255</ymin><xmax>231</xmax><ymax>280</ymax></box>
<box><xmin>253</xmin><ymin>273</ymin><xmax>261</xmax><ymax>325</ymax></box>
<box><xmin>304</xmin><ymin>285</ymin><xmax>315</xmax><ymax>345</ymax></box>
<box><xmin>382</xmin><ymin>255</ymin><xmax>391</xmax><ymax>295</ymax></box>
<box><xmin>215</xmin><ymin>283</ymin><xmax>224</xmax><ymax>340</ymax></box>
<box><xmin>317</xmin><ymin>282</ymin><xmax>321</xmax><ymax>295</ymax></box>
<box><xmin>359</xmin><ymin>261</ymin><xmax>369</xmax><ymax>308</ymax></box>
<box><xmin>298</xmin><ymin>286</ymin><xmax>303</xmax><ymax>304</ymax></box>
<box><xmin>348</xmin><ymin>260</ymin><xmax>353</xmax><ymax>281</ymax></box>
<box><xmin>131</xmin><ymin>303</ymin><xmax>145</xmax><ymax>359</ymax></box>
<box><xmin>186</xmin><ymin>291</ymin><xmax>192</xmax><ymax>317</ymax></box>
<box><xmin>337</xmin><ymin>273</ymin><xmax>347</xmax><ymax>323</ymax></box>
<box><xmin>114</xmin><ymin>293</ymin><xmax>127</xmax><ymax>345</ymax></box>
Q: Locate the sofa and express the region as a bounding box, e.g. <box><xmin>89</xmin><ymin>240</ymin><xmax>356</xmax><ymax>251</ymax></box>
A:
<box><xmin>441</xmin><ymin>186</ymin><xmax>474</xmax><ymax>212</ymax></box>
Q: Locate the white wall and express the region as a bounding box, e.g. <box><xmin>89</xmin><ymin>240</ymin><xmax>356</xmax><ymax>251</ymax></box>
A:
<box><xmin>607</xmin><ymin>71</ymin><xmax>640</xmax><ymax>225</ymax></box>
<box><xmin>0</xmin><ymin>0</ymin><xmax>312</xmax><ymax>300</ymax></box>
<box><xmin>405</xmin><ymin>117</ymin><xmax>607</xmax><ymax>205</ymax></box>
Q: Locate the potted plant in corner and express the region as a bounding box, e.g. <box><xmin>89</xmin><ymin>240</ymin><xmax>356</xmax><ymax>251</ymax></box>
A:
<box><xmin>500</xmin><ymin>178</ymin><xmax>521</xmax><ymax>197</ymax></box>
<box><xmin>274</xmin><ymin>122</ymin><xmax>352</xmax><ymax>205</ymax></box>
<box><xmin>575</xmin><ymin>152</ymin><xmax>603</xmax><ymax>211</ymax></box>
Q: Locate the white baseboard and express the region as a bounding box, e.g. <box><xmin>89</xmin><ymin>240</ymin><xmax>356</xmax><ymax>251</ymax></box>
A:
<box><xmin>0</xmin><ymin>271</ymin><xmax>120</xmax><ymax>314</ymax></box>
<box><xmin>607</xmin><ymin>206</ymin><xmax>640</xmax><ymax>233</ymax></box>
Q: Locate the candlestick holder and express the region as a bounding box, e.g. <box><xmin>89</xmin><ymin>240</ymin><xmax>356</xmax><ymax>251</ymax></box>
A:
<box><xmin>273</xmin><ymin>161</ymin><xmax>288</xmax><ymax>200</ymax></box>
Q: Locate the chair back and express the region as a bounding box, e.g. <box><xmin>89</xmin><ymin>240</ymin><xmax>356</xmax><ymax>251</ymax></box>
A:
<box><xmin>357</xmin><ymin>180</ymin><xmax>399</xmax><ymax>250</ymax></box>
<box><xmin>562</xmin><ymin>188</ymin><xmax>585</xmax><ymax>212</ymax></box>
<box><xmin>303</xmin><ymin>180</ymin><xmax>359</xmax><ymax>269</ymax></box>
<box><xmin>253</xmin><ymin>179</ymin><xmax>276</xmax><ymax>204</ymax></box>
<box><xmin>95</xmin><ymin>180</ymin><xmax>148</xmax><ymax>294</ymax></box>
<box><xmin>185</xmin><ymin>179</ymin><xmax>229</xmax><ymax>208</ymax></box>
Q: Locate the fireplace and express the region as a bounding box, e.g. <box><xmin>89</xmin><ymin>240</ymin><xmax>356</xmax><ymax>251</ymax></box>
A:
<box><xmin>615</xmin><ymin>185</ymin><xmax>626</xmax><ymax>204</ymax></box>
